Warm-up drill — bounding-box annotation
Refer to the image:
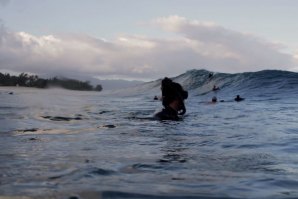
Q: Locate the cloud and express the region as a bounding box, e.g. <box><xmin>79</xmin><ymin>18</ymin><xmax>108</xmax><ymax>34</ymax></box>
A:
<box><xmin>0</xmin><ymin>0</ymin><xmax>10</xmax><ymax>7</ymax></box>
<box><xmin>152</xmin><ymin>16</ymin><xmax>297</xmax><ymax>72</ymax></box>
<box><xmin>0</xmin><ymin>16</ymin><xmax>297</xmax><ymax>80</ymax></box>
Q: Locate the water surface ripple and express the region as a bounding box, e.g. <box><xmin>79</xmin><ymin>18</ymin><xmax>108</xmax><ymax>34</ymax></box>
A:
<box><xmin>1</xmin><ymin>86</ymin><xmax>298</xmax><ymax>199</ymax></box>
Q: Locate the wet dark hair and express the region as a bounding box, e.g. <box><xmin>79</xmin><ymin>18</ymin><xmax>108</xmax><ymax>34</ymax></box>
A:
<box><xmin>212</xmin><ymin>96</ymin><xmax>217</xmax><ymax>102</ymax></box>
<box><xmin>161</xmin><ymin>77</ymin><xmax>188</xmax><ymax>114</ymax></box>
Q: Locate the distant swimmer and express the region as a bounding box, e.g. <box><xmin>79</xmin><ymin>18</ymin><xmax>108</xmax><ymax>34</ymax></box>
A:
<box><xmin>206</xmin><ymin>96</ymin><xmax>225</xmax><ymax>104</ymax></box>
<box><xmin>212</xmin><ymin>96</ymin><xmax>217</xmax><ymax>103</ymax></box>
<box><xmin>210</xmin><ymin>96</ymin><xmax>224</xmax><ymax>103</ymax></box>
<box><xmin>208</xmin><ymin>73</ymin><xmax>213</xmax><ymax>78</ymax></box>
<box><xmin>154</xmin><ymin>96</ymin><xmax>159</xmax><ymax>100</ymax></box>
<box><xmin>154</xmin><ymin>77</ymin><xmax>188</xmax><ymax>120</ymax></box>
<box><xmin>212</xmin><ymin>85</ymin><xmax>220</xmax><ymax>91</ymax></box>
<box><xmin>234</xmin><ymin>95</ymin><xmax>245</xmax><ymax>102</ymax></box>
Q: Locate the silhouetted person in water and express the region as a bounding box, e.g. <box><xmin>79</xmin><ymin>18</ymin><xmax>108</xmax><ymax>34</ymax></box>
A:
<box><xmin>234</xmin><ymin>95</ymin><xmax>244</xmax><ymax>102</ymax></box>
<box><xmin>212</xmin><ymin>85</ymin><xmax>220</xmax><ymax>91</ymax></box>
<box><xmin>206</xmin><ymin>96</ymin><xmax>221</xmax><ymax>104</ymax></box>
<box><xmin>211</xmin><ymin>96</ymin><xmax>217</xmax><ymax>103</ymax></box>
<box><xmin>155</xmin><ymin>77</ymin><xmax>188</xmax><ymax>120</ymax></box>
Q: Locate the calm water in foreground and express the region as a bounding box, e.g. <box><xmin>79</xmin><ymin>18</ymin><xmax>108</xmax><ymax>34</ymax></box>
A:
<box><xmin>1</xmin><ymin>86</ymin><xmax>298</xmax><ymax>199</ymax></box>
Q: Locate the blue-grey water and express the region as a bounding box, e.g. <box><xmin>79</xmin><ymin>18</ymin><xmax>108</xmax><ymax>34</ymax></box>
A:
<box><xmin>1</xmin><ymin>70</ymin><xmax>298</xmax><ymax>199</ymax></box>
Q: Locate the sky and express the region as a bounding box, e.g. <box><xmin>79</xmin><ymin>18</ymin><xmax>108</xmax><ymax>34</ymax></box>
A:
<box><xmin>0</xmin><ymin>0</ymin><xmax>298</xmax><ymax>80</ymax></box>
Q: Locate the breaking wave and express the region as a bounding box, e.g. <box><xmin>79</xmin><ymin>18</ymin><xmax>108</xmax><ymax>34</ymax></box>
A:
<box><xmin>107</xmin><ymin>69</ymin><xmax>298</xmax><ymax>101</ymax></box>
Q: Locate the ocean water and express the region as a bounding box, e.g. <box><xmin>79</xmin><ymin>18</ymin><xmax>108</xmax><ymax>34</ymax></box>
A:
<box><xmin>1</xmin><ymin>70</ymin><xmax>298</xmax><ymax>199</ymax></box>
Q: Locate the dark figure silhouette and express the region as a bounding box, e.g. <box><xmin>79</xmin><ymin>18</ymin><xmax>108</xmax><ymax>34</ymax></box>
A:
<box><xmin>234</xmin><ymin>95</ymin><xmax>245</xmax><ymax>102</ymax></box>
<box><xmin>206</xmin><ymin>96</ymin><xmax>219</xmax><ymax>104</ymax></box>
<box><xmin>212</xmin><ymin>96</ymin><xmax>217</xmax><ymax>103</ymax></box>
<box><xmin>155</xmin><ymin>77</ymin><xmax>188</xmax><ymax>120</ymax></box>
<box><xmin>212</xmin><ymin>85</ymin><xmax>220</xmax><ymax>91</ymax></box>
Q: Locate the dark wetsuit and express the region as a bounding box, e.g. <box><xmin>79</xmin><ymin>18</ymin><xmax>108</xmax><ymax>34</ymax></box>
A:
<box><xmin>154</xmin><ymin>107</ymin><xmax>179</xmax><ymax>121</ymax></box>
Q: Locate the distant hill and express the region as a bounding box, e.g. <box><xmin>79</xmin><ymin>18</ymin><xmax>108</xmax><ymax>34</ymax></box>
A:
<box><xmin>39</xmin><ymin>73</ymin><xmax>144</xmax><ymax>90</ymax></box>
<box><xmin>0</xmin><ymin>72</ymin><xmax>102</xmax><ymax>91</ymax></box>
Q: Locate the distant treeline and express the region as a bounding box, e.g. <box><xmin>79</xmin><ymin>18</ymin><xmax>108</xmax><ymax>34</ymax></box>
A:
<box><xmin>0</xmin><ymin>72</ymin><xmax>102</xmax><ymax>91</ymax></box>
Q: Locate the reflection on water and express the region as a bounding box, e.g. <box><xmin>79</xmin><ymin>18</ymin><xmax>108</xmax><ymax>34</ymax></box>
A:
<box><xmin>159</xmin><ymin>134</ymin><xmax>189</xmax><ymax>164</ymax></box>
<box><xmin>1</xmin><ymin>87</ymin><xmax>298</xmax><ymax>198</ymax></box>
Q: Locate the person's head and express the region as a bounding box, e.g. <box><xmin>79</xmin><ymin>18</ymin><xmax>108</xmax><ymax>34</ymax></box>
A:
<box><xmin>212</xmin><ymin>96</ymin><xmax>217</xmax><ymax>102</ymax></box>
<box><xmin>161</xmin><ymin>77</ymin><xmax>188</xmax><ymax>101</ymax></box>
<box><xmin>161</xmin><ymin>77</ymin><xmax>188</xmax><ymax>114</ymax></box>
<box><xmin>161</xmin><ymin>77</ymin><xmax>172</xmax><ymax>90</ymax></box>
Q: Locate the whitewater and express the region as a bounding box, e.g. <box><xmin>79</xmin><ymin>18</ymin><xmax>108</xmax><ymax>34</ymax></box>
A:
<box><xmin>1</xmin><ymin>69</ymin><xmax>298</xmax><ymax>199</ymax></box>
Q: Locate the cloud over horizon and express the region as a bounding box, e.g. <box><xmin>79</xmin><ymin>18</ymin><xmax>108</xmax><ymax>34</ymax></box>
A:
<box><xmin>0</xmin><ymin>0</ymin><xmax>10</xmax><ymax>7</ymax></box>
<box><xmin>0</xmin><ymin>16</ymin><xmax>297</xmax><ymax>80</ymax></box>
